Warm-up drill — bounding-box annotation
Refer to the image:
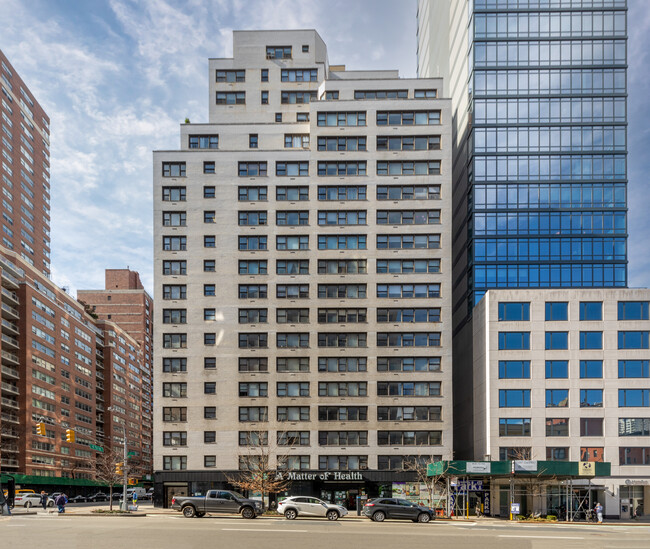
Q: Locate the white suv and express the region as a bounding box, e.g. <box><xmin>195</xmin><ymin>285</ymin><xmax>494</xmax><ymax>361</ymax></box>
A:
<box><xmin>277</xmin><ymin>496</ymin><xmax>348</xmax><ymax>521</ymax></box>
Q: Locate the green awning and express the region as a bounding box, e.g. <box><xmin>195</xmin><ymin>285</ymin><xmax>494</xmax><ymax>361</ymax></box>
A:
<box><xmin>427</xmin><ymin>460</ymin><xmax>611</xmax><ymax>478</ymax></box>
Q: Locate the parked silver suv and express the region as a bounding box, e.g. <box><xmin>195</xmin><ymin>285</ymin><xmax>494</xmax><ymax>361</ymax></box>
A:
<box><xmin>278</xmin><ymin>496</ymin><xmax>348</xmax><ymax>521</ymax></box>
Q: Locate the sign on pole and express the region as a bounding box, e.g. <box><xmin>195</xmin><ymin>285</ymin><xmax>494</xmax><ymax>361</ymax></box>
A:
<box><xmin>89</xmin><ymin>444</ymin><xmax>104</xmax><ymax>452</ymax></box>
<box><xmin>579</xmin><ymin>461</ymin><xmax>595</xmax><ymax>476</ymax></box>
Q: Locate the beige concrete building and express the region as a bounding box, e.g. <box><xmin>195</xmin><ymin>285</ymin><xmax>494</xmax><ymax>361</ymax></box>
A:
<box><xmin>472</xmin><ymin>288</ymin><xmax>650</xmax><ymax>518</ymax></box>
<box><xmin>153</xmin><ymin>29</ymin><xmax>452</xmax><ymax>507</ymax></box>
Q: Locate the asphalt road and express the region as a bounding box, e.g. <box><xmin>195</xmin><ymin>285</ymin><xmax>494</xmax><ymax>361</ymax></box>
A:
<box><xmin>2</xmin><ymin>514</ymin><xmax>649</xmax><ymax>549</ymax></box>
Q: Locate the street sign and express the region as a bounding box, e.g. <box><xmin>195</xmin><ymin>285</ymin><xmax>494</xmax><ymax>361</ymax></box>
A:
<box><xmin>510</xmin><ymin>503</ymin><xmax>520</xmax><ymax>514</ymax></box>
<box><xmin>127</xmin><ymin>451</ymin><xmax>137</xmax><ymax>457</ymax></box>
<box><xmin>89</xmin><ymin>444</ymin><xmax>104</xmax><ymax>452</ymax></box>
<box><xmin>579</xmin><ymin>461</ymin><xmax>595</xmax><ymax>476</ymax></box>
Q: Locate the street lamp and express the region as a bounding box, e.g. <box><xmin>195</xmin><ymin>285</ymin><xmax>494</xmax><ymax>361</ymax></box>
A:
<box><xmin>107</xmin><ymin>406</ymin><xmax>128</xmax><ymax>511</ymax></box>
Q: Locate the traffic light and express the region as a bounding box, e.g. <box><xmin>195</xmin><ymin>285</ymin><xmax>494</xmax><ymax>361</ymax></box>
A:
<box><xmin>65</xmin><ymin>429</ymin><xmax>75</xmax><ymax>443</ymax></box>
<box><xmin>128</xmin><ymin>478</ymin><xmax>137</xmax><ymax>486</ymax></box>
<box><xmin>35</xmin><ymin>422</ymin><xmax>45</xmax><ymax>436</ymax></box>
<box><xmin>115</xmin><ymin>462</ymin><xmax>124</xmax><ymax>475</ymax></box>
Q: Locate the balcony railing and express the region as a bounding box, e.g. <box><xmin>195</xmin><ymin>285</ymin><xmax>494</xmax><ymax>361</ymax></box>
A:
<box><xmin>1</xmin><ymin>382</ymin><xmax>19</xmax><ymax>395</ymax></box>
<box><xmin>1</xmin><ymin>365</ymin><xmax>19</xmax><ymax>379</ymax></box>
<box><xmin>1</xmin><ymin>397</ymin><xmax>19</xmax><ymax>409</ymax></box>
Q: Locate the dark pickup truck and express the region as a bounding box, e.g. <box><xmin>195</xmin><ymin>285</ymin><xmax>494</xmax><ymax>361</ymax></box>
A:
<box><xmin>171</xmin><ymin>490</ymin><xmax>264</xmax><ymax>519</ymax></box>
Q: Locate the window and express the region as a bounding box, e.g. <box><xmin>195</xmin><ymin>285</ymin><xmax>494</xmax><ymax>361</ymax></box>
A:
<box><xmin>580</xmin><ymin>360</ymin><xmax>603</xmax><ymax>378</ymax></box>
<box><xmin>318</xmin><ymin>136</ymin><xmax>366</xmax><ymax>151</ymax></box>
<box><xmin>619</xmin><ymin>331</ymin><xmax>649</xmax><ymax>349</ymax></box>
<box><xmin>319</xmin><ymin>407</ymin><xmax>367</xmax><ymax>421</ymax></box>
<box><xmin>162</xmin><ymin>285</ymin><xmax>186</xmax><ymax>300</ymax></box>
<box><xmin>238</xmin><ymin>162</ymin><xmax>267</xmax><ymax>177</ymax></box>
<box><xmin>618</xmin><ymin>302</ymin><xmax>650</xmax><ymax>320</ymax></box>
<box><xmin>619</xmin><ymin>447</ymin><xmax>650</xmax><ymax>465</ymax></box>
<box><xmin>376</xmin><ymin>234</ymin><xmax>440</xmax><ymax>249</ymax></box>
<box><xmin>546</xmin><ymin>447</ymin><xmax>569</xmax><ymax>461</ymax></box>
<box><xmin>580</xmin><ymin>447</ymin><xmax>604</xmax><ymax>463</ymax></box>
<box><xmin>318</xmin><ymin>333</ymin><xmax>367</xmax><ymax>348</ymax></box>
<box><xmin>377</xmin><ymin>382</ymin><xmax>440</xmax><ymax>397</ymax></box>
<box><xmin>414</xmin><ymin>89</ymin><xmax>437</xmax><ymax>98</ymax></box>
<box><xmin>619</xmin><ymin>360</ymin><xmax>650</xmax><ymax>378</ymax></box>
<box><xmin>377</xmin><ymin>185</ymin><xmax>440</xmax><ymax>200</ymax></box>
<box><xmin>580</xmin><ymin>302</ymin><xmax>602</xmax><ymax>321</ymax></box>
<box><xmin>499</xmin><ymin>390</ymin><xmax>530</xmax><ymax>407</ymax></box>
<box><xmin>499</xmin><ymin>418</ymin><xmax>531</xmax><ymax>436</ymax></box>
<box><xmin>317</xmin><ymin>112</ymin><xmax>366</xmax><ymax>127</ymax></box>
<box><xmin>238</xmin><ymin>333</ymin><xmax>268</xmax><ymax>349</ymax></box>
<box><xmin>281</xmin><ymin>91</ymin><xmax>316</xmax><ymax>104</ymax></box>
<box><xmin>275</xmin><ymin>113</ymin><xmax>282</xmax><ymax>122</ymax></box>
<box><xmin>377</xmin><ymin>431</ymin><xmax>441</xmax><ymax>446</ymax></box>
<box><xmin>296</xmin><ymin>112</ymin><xmax>309</xmax><ymax>122</ymax></box>
<box><xmin>261</xmin><ymin>91</ymin><xmax>268</xmax><ymax>104</ymax></box>
<box><xmin>546</xmin><ymin>389</ymin><xmax>569</xmax><ymax>408</ymax></box>
<box><xmin>318</xmin><ymin>185</ymin><xmax>367</xmax><ymax>201</ymax></box>
<box><xmin>239</xmin><ymin>236</ymin><xmax>267</xmax><ymax>250</ymax></box>
<box><xmin>163</xmin><ymin>236</ymin><xmax>186</xmax><ymax>251</ymax></box>
<box><xmin>162</xmin><ymin>211</ymin><xmax>186</xmax><ymax>226</ymax></box>
<box><xmin>204</xmin><ymin>284</ymin><xmax>215</xmax><ymax>296</ymax></box>
<box><xmin>162</xmin><ymin>383</ymin><xmax>187</xmax><ymax>398</ymax></box>
<box><xmin>580</xmin><ymin>332</ymin><xmax>602</xmax><ymax>350</ymax></box>
<box><xmin>216</xmin><ymin>70</ymin><xmax>245</xmax><ymax>82</ymax></box>
<box><xmin>319</xmin><ymin>456</ymin><xmax>368</xmax><ymax>470</ymax></box>
<box><xmin>355</xmin><ymin>89</ymin><xmax>407</xmax><ymax>100</ymax></box>
<box><xmin>249</xmin><ymin>134</ymin><xmax>258</xmax><ymax>148</ymax></box>
<box><xmin>546</xmin><ymin>418</ymin><xmax>569</xmax><ymax>437</ymax></box>
<box><xmin>319</xmin><ymin>211</ymin><xmax>366</xmax><ymax>226</ymax></box>
<box><xmin>318</xmin><ymin>235</ymin><xmax>366</xmax><ymax>250</ymax></box>
<box><xmin>376</xmin><ymin>259</ymin><xmax>439</xmax><ymax>274</ymax></box>
<box><xmin>216</xmin><ymin>91</ymin><xmax>245</xmax><ymax>104</ymax></box>
<box><xmin>204</xmin><ymin>456</ymin><xmax>216</xmax><ymax>468</ymax></box>
<box><xmin>238</xmin><ymin>186</ymin><xmax>267</xmax><ymax>201</ymax></box>
<box><xmin>277</xmin><ymin>333</ymin><xmax>309</xmax><ymax>348</ymax></box>
<box><xmin>162</xmin><ymin>334</ymin><xmax>186</xmax><ymax>349</ymax></box>
<box><xmin>204</xmin><ymin>186</ymin><xmax>216</xmax><ymax>198</ymax></box>
<box><xmin>238</xmin><ymin>211</ymin><xmax>267</xmax><ymax>226</ymax></box>
<box><xmin>302</xmin><ymin>44</ymin><xmax>309</xmax><ymax>52</ymax></box>
<box><xmin>377</xmin><ymin>406</ymin><xmax>440</xmax><ymax>422</ymax></box>
<box><xmin>285</xmin><ymin>134</ymin><xmax>310</xmax><ymax>149</ymax></box>
<box><xmin>499</xmin><ymin>361</ymin><xmax>530</xmax><ymax>379</ymax></box>
<box><xmin>321</xmin><ymin>308</ymin><xmax>367</xmax><ymax>323</ymax></box>
<box><xmin>619</xmin><ymin>390</ymin><xmax>650</xmax><ymax>407</ymax></box>
<box><xmin>319</xmin><ymin>259</ymin><xmax>367</xmax><ymax>274</ymax></box>
<box><xmin>239</xmin><ymin>382</ymin><xmax>268</xmax><ymax>397</ymax></box>
<box><xmin>276</xmin><ymin>235</ymin><xmax>308</xmax><ymax>250</ymax></box>
<box><xmin>545</xmin><ymin>332</ymin><xmax>568</xmax><ymax>350</ymax></box>
<box><xmin>277</xmin><ymin>211</ymin><xmax>309</xmax><ymax>226</ymax></box>
<box><xmin>276</xmin><ymin>161</ymin><xmax>308</xmax><ymax>176</ymax></box>
<box><xmin>239</xmin><ymin>260</ymin><xmax>267</xmax><ymax>275</ymax></box>
<box><xmin>276</xmin><ymin>260</ymin><xmax>309</xmax><ymax>275</ymax></box>
<box><xmin>163</xmin><ymin>358</ymin><xmax>187</xmax><ymax>373</ymax></box>
<box><xmin>239</xmin><ymin>407</ymin><xmax>268</xmax><ymax>422</ymax></box>
<box><xmin>163</xmin><ymin>309</ymin><xmax>186</xmax><ymax>324</ymax></box>
<box><xmin>320</xmin><ymin>357</ymin><xmax>368</xmax><ymax>372</ymax></box>
<box><xmin>162</xmin><ymin>260</ymin><xmax>186</xmax><ymax>275</ymax></box>
<box><xmin>319</xmin><ymin>284</ymin><xmax>366</xmax><ymax>299</ymax></box>
<box><xmin>163</xmin><ymin>407</ymin><xmax>187</xmax><ymax>422</ymax></box>
<box><xmin>277</xmin><ymin>383</ymin><xmax>310</xmax><ymax>397</ymax></box>
<box><xmin>325</xmin><ymin>91</ymin><xmax>338</xmax><ymax>100</ymax></box>
<box><xmin>376</xmin><ymin>110</ymin><xmax>440</xmax><ymax>125</ymax></box>
<box><xmin>318</xmin><ymin>161</ymin><xmax>366</xmax><ymax>176</ymax></box>
<box><xmin>162</xmin><ymin>162</ymin><xmax>186</xmax><ymax>177</ymax></box>
<box><xmin>239</xmin><ymin>358</ymin><xmax>268</xmax><ymax>372</ymax></box>
<box><xmin>276</xmin><ymin>308</ymin><xmax>309</xmax><ymax>324</ymax></box>
<box><xmin>498</xmin><ymin>302</ymin><xmax>530</xmax><ymax>321</ymax></box>
<box><xmin>204</xmin><ymin>382</ymin><xmax>216</xmax><ymax>394</ymax></box>
<box><xmin>376</xmin><ymin>210</ymin><xmax>439</xmax><ymax>225</ymax></box>
<box><xmin>238</xmin><ymin>432</ymin><xmax>269</xmax><ymax>447</ymax></box>
<box><xmin>276</xmin><ymin>186</ymin><xmax>308</xmax><ymax>201</ymax></box>
<box><xmin>545</xmin><ymin>302</ymin><xmax>568</xmax><ymax>321</ymax></box>
<box><xmin>619</xmin><ymin>418</ymin><xmax>650</xmax><ymax>436</ymax></box>
<box><xmin>319</xmin><ymin>382</ymin><xmax>367</xmax><ymax>397</ymax></box>
<box><xmin>163</xmin><ymin>456</ymin><xmax>186</xmax><ymax>470</ymax></box>
<box><xmin>162</xmin><ymin>186</ymin><xmax>186</xmax><ymax>201</ymax></box>
<box><xmin>204</xmin><ymin>308</ymin><xmax>217</xmax><ymax>321</ymax></box>
<box><xmin>261</xmin><ymin>69</ymin><xmax>268</xmax><ymax>82</ymax></box>
<box><xmin>377</xmin><ymin>161</ymin><xmax>440</xmax><ymax>176</ymax></box>
<box><xmin>376</xmin><ymin>284</ymin><xmax>440</xmax><ymax>299</ymax></box>
<box><xmin>281</xmin><ymin>69</ymin><xmax>318</xmax><ymax>82</ymax></box>
<box><xmin>498</xmin><ymin>332</ymin><xmax>530</xmax><ymax>350</ymax></box>
<box><xmin>203</xmin><ymin>162</ymin><xmax>215</xmax><ymax>174</ymax></box>
<box><xmin>581</xmin><ymin>389</ymin><xmax>603</xmax><ymax>408</ymax></box>
<box><xmin>582</xmin><ymin>418</ymin><xmax>604</xmax><ymax>436</ymax></box>
<box><xmin>204</xmin><ymin>407</ymin><xmax>217</xmax><ymax>419</ymax></box>
<box><xmin>239</xmin><ymin>285</ymin><xmax>267</xmax><ymax>299</ymax></box>
<box><xmin>189</xmin><ymin>135</ymin><xmax>218</xmax><ymax>149</ymax></box>
<box><xmin>204</xmin><ymin>236</ymin><xmax>215</xmax><ymax>248</ymax></box>
<box><xmin>376</xmin><ymin>308</ymin><xmax>439</xmax><ymax>323</ymax></box>
<box><xmin>204</xmin><ymin>260</ymin><xmax>216</xmax><ymax>272</ymax></box>
<box><xmin>277</xmin><ymin>357</ymin><xmax>309</xmax><ymax>372</ymax></box>
<box><xmin>277</xmin><ymin>407</ymin><xmax>309</xmax><ymax>422</ymax></box>
<box><xmin>266</xmin><ymin>46</ymin><xmax>291</xmax><ymax>59</ymax></box>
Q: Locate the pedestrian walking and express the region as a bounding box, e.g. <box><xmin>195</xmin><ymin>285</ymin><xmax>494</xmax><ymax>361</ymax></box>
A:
<box><xmin>55</xmin><ymin>493</ymin><xmax>68</xmax><ymax>514</ymax></box>
<box><xmin>475</xmin><ymin>502</ymin><xmax>482</xmax><ymax>517</ymax></box>
<box><xmin>595</xmin><ymin>501</ymin><xmax>603</xmax><ymax>524</ymax></box>
<box><xmin>40</xmin><ymin>490</ymin><xmax>48</xmax><ymax>510</ymax></box>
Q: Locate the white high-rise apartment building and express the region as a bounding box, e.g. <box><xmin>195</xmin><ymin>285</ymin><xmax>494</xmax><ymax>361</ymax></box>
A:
<box><xmin>153</xmin><ymin>30</ymin><xmax>452</xmax><ymax>507</ymax></box>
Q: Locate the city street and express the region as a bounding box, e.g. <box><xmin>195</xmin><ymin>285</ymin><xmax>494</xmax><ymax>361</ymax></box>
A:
<box><xmin>2</xmin><ymin>513</ymin><xmax>649</xmax><ymax>549</ymax></box>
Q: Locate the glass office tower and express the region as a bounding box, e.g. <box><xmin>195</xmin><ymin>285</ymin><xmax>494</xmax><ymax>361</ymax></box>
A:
<box><xmin>418</xmin><ymin>0</ymin><xmax>628</xmax><ymax>319</ymax></box>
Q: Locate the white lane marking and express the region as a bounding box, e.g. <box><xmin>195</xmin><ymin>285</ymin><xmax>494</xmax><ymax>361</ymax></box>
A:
<box><xmin>222</xmin><ymin>528</ymin><xmax>308</xmax><ymax>533</ymax></box>
<box><xmin>498</xmin><ymin>535</ymin><xmax>584</xmax><ymax>540</ymax></box>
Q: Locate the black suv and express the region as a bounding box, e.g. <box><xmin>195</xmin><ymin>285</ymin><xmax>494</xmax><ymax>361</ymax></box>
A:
<box><xmin>362</xmin><ymin>498</ymin><xmax>434</xmax><ymax>523</ymax></box>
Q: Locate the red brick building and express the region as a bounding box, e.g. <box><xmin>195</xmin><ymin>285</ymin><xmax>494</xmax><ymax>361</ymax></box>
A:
<box><xmin>0</xmin><ymin>50</ymin><xmax>51</xmax><ymax>277</ymax></box>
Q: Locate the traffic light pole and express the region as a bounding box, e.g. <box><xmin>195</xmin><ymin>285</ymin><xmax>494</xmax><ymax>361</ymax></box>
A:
<box><xmin>121</xmin><ymin>439</ymin><xmax>128</xmax><ymax>511</ymax></box>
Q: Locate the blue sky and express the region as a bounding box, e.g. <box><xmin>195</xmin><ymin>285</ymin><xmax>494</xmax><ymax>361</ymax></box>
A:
<box><xmin>0</xmin><ymin>0</ymin><xmax>648</xmax><ymax>295</ymax></box>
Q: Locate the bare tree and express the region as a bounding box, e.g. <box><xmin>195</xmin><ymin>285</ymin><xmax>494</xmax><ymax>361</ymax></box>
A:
<box><xmin>225</xmin><ymin>430</ymin><xmax>292</xmax><ymax>507</ymax></box>
<box><xmin>94</xmin><ymin>447</ymin><xmax>125</xmax><ymax>510</ymax></box>
<box><xmin>509</xmin><ymin>447</ymin><xmax>551</xmax><ymax>517</ymax></box>
<box><xmin>402</xmin><ymin>453</ymin><xmax>451</xmax><ymax>512</ymax></box>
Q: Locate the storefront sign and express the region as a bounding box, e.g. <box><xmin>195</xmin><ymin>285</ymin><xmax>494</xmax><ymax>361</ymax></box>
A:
<box><xmin>466</xmin><ymin>462</ymin><xmax>491</xmax><ymax>474</ymax></box>
<box><xmin>514</xmin><ymin>460</ymin><xmax>538</xmax><ymax>472</ymax></box>
<box><xmin>624</xmin><ymin>479</ymin><xmax>649</xmax><ymax>485</ymax></box>
<box><xmin>578</xmin><ymin>461</ymin><xmax>595</xmax><ymax>477</ymax></box>
<box><xmin>483</xmin><ymin>491</ymin><xmax>490</xmax><ymax>515</ymax></box>
<box><xmin>275</xmin><ymin>471</ymin><xmax>364</xmax><ymax>481</ymax></box>
<box><xmin>456</xmin><ymin>480</ymin><xmax>484</xmax><ymax>492</ymax></box>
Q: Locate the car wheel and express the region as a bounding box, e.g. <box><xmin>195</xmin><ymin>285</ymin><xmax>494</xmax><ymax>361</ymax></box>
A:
<box><xmin>48</xmin><ymin>501</ymin><xmax>55</xmax><ymax>507</ymax></box>
<box><xmin>372</xmin><ymin>511</ymin><xmax>386</xmax><ymax>522</ymax></box>
<box><xmin>241</xmin><ymin>506</ymin><xmax>255</xmax><ymax>519</ymax></box>
<box><xmin>182</xmin><ymin>505</ymin><xmax>196</xmax><ymax>518</ymax></box>
<box><xmin>25</xmin><ymin>501</ymin><xmax>32</xmax><ymax>508</ymax></box>
<box><xmin>284</xmin><ymin>509</ymin><xmax>298</xmax><ymax>520</ymax></box>
<box><xmin>417</xmin><ymin>513</ymin><xmax>431</xmax><ymax>523</ymax></box>
<box><xmin>326</xmin><ymin>510</ymin><xmax>339</xmax><ymax>521</ymax></box>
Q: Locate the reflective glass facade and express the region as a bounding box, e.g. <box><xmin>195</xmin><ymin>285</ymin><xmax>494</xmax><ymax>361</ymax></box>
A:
<box><xmin>469</xmin><ymin>0</ymin><xmax>627</xmax><ymax>306</ymax></box>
